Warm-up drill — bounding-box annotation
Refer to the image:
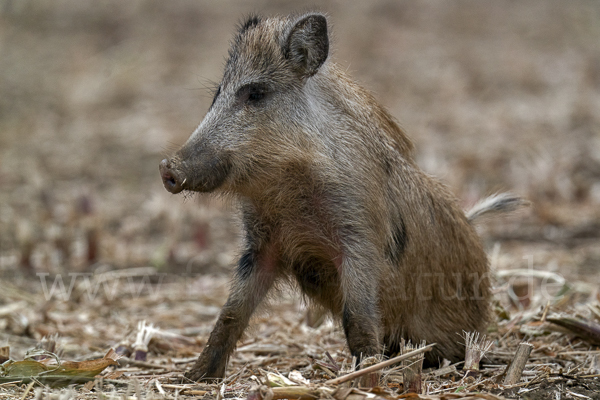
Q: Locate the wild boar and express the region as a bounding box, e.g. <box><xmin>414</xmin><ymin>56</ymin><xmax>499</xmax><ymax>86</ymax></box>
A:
<box><xmin>159</xmin><ymin>12</ymin><xmax>521</xmax><ymax>381</ymax></box>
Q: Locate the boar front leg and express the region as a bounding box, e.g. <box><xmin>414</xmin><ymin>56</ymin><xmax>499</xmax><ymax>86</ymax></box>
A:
<box><xmin>185</xmin><ymin>249</ymin><xmax>276</xmax><ymax>381</ymax></box>
<box><xmin>340</xmin><ymin>254</ymin><xmax>382</xmax><ymax>365</ymax></box>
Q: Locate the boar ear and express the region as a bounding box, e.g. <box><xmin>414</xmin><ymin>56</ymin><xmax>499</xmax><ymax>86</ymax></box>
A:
<box><xmin>285</xmin><ymin>14</ymin><xmax>329</xmax><ymax>77</ymax></box>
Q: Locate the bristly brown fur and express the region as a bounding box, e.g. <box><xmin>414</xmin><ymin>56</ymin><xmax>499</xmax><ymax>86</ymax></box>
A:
<box><xmin>238</xmin><ymin>15</ymin><xmax>262</xmax><ymax>35</ymax></box>
<box><xmin>159</xmin><ymin>12</ymin><xmax>503</xmax><ymax>381</ymax></box>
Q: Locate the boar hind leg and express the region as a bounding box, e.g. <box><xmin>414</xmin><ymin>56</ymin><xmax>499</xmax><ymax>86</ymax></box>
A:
<box><xmin>185</xmin><ymin>250</ymin><xmax>276</xmax><ymax>382</ymax></box>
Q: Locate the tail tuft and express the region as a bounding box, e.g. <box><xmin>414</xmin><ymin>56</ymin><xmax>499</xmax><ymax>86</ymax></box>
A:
<box><xmin>466</xmin><ymin>193</ymin><xmax>529</xmax><ymax>223</ymax></box>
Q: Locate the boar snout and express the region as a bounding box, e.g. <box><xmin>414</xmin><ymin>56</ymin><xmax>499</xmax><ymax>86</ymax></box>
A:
<box><xmin>159</xmin><ymin>149</ymin><xmax>232</xmax><ymax>194</ymax></box>
<box><xmin>159</xmin><ymin>158</ymin><xmax>185</xmax><ymax>194</ymax></box>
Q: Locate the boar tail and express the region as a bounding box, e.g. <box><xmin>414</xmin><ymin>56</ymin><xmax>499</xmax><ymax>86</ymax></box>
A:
<box><xmin>466</xmin><ymin>193</ymin><xmax>529</xmax><ymax>223</ymax></box>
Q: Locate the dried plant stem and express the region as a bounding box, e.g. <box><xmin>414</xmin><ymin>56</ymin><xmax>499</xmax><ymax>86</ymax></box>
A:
<box><xmin>463</xmin><ymin>332</ymin><xmax>493</xmax><ymax>372</ymax></box>
<box><xmin>503</xmin><ymin>342</ymin><xmax>533</xmax><ymax>385</ymax></box>
<box><xmin>540</xmin><ymin>301</ymin><xmax>550</xmax><ymax>322</ymax></box>
<box><xmin>324</xmin><ymin>344</ymin><xmax>435</xmax><ymax>386</ymax></box>
<box><xmin>19</xmin><ymin>381</ymin><xmax>34</xmax><ymax>400</ymax></box>
<box><xmin>271</xmin><ymin>386</ymin><xmax>323</xmax><ymax>399</ymax></box>
<box><xmin>402</xmin><ymin>342</ymin><xmax>425</xmax><ymax>393</ymax></box>
<box><xmin>358</xmin><ymin>356</ymin><xmax>381</xmax><ymax>388</ymax></box>
<box><xmin>248</xmin><ymin>385</ymin><xmax>327</xmax><ymax>400</ymax></box>
<box><xmin>402</xmin><ymin>360</ymin><xmax>422</xmax><ymax>393</ymax></box>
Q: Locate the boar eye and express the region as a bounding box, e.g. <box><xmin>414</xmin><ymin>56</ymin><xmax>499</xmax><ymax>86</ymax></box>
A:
<box><xmin>237</xmin><ymin>83</ymin><xmax>267</xmax><ymax>104</ymax></box>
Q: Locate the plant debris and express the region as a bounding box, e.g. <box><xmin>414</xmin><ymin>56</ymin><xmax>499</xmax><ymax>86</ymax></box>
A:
<box><xmin>0</xmin><ymin>349</ymin><xmax>119</xmax><ymax>387</ymax></box>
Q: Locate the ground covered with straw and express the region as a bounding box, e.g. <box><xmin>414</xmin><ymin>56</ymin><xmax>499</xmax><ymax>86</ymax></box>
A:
<box><xmin>1</xmin><ymin>1</ymin><xmax>599</xmax><ymax>399</ymax></box>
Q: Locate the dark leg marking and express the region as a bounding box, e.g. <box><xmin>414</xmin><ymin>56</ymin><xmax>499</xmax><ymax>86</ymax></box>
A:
<box><xmin>385</xmin><ymin>215</ymin><xmax>408</xmax><ymax>264</ymax></box>
<box><xmin>236</xmin><ymin>250</ymin><xmax>255</xmax><ymax>280</ymax></box>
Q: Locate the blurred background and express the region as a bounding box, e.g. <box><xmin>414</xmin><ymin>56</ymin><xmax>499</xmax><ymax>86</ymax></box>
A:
<box><xmin>0</xmin><ymin>0</ymin><xmax>599</xmax><ymax>354</ymax></box>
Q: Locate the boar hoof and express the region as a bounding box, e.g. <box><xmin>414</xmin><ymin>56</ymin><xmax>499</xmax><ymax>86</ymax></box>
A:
<box><xmin>184</xmin><ymin>367</ymin><xmax>218</xmax><ymax>382</ymax></box>
<box><xmin>184</xmin><ymin>357</ymin><xmax>226</xmax><ymax>382</ymax></box>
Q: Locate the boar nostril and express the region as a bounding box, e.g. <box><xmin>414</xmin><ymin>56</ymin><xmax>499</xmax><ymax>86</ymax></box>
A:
<box><xmin>165</xmin><ymin>174</ymin><xmax>176</xmax><ymax>187</ymax></box>
<box><xmin>159</xmin><ymin>158</ymin><xmax>184</xmax><ymax>194</ymax></box>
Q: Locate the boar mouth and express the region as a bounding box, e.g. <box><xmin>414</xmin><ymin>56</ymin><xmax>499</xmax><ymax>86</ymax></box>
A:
<box><xmin>159</xmin><ymin>156</ymin><xmax>231</xmax><ymax>194</ymax></box>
